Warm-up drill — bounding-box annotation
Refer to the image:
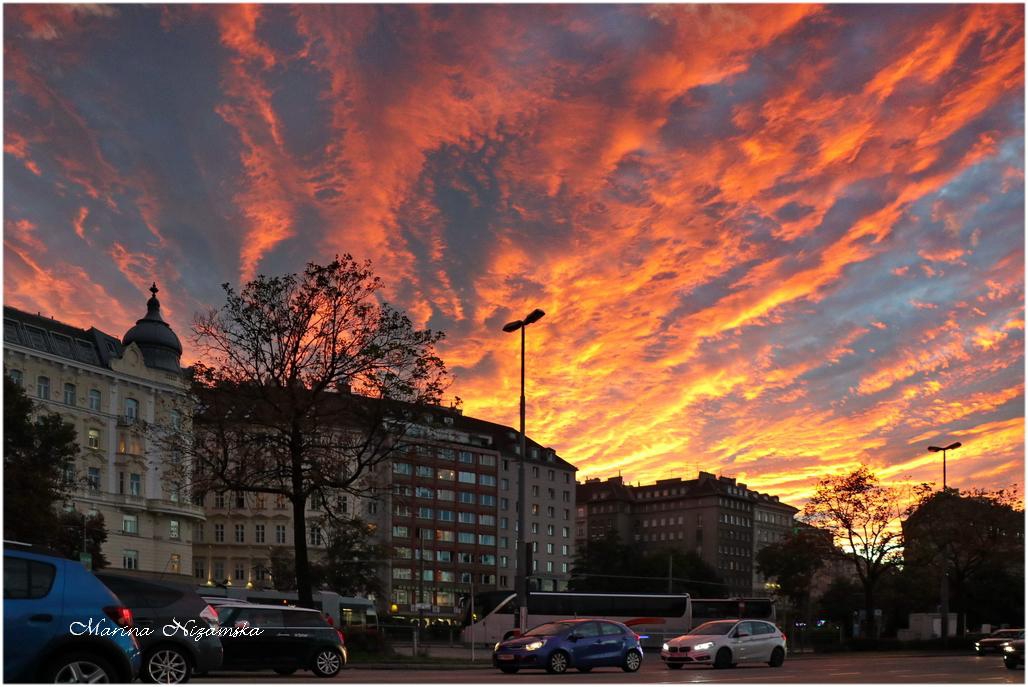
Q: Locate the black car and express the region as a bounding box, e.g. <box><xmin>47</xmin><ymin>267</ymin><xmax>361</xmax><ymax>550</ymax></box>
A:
<box><xmin>96</xmin><ymin>573</ymin><xmax>223</xmax><ymax>683</ymax></box>
<box><xmin>1003</xmin><ymin>640</ymin><xmax>1024</xmax><ymax>670</ymax></box>
<box><xmin>976</xmin><ymin>629</ymin><xmax>1024</xmax><ymax>655</ymax></box>
<box><xmin>216</xmin><ymin>603</ymin><xmax>347</xmax><ymax>677</ymax></box>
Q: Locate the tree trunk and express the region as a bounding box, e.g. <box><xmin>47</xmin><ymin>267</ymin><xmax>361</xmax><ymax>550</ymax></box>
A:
<box><xmin>291</xmin><ymin>436</ymin><xmax>314</xmax><ymax>608</ymax></box>
<box><xmin>863</xmin><ymin>585</ymin><xmax>875</xmax><ymax>639</ymax></box>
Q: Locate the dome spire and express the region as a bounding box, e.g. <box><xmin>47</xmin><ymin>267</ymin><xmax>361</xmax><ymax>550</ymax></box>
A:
<box><xmin>122</xmin><ymin>280</ymin><xmax>182</xmax><ymax>372</ymax></box>
<box><xmin>145</xmin><ymin>282</ymin><xmax>165</xmax><ymax>322</ymax></box>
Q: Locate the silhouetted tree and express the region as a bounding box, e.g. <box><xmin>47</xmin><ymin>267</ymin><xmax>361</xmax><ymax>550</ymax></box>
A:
<box><xmin>804</xmin><ymin>467</ymin><xmax>904</xmax><ymax>637</ymax></box>
<box><xmin>173</xmin><ymin>256</ymin><xmax>449</xmax><ymax>607</ymax></box>
<box><xmin>313</xmin><ymin>517</ymin><xmax>391</xmax><ymax>598</ymax></box>
<box><xmin>52</xmin><ymin>511</ymin><xmax>109</xmax><ymax>570</ymax></box>
<box><xmin>756</xmin><ymin>527</ymin><xmax>832</xmax><ymax>619</ymax></box>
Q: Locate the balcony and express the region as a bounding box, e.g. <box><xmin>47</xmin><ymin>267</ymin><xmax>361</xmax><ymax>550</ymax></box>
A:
<box><xmin>73</xmin><ymin>489</ymin><xmax>147</xmax><ymax>511</ymax></box>
<box><xmin>147</xmin><ymin>498</ymin><xmax>206</xmax><ymax>520</ymax></box>
<box><xmin>117</xmin><ymin>415</ymin><xmax>146</xmax><ymax>429</ymax></box>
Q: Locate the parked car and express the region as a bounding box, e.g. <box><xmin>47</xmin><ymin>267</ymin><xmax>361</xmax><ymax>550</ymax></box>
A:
<box><xmin>976</xmin><ymin>629</ymin><xmax>1025</xmax><ymax>655</ymax></box>
<box><xmin>96</xmin><ymin>572</ymin><xmax>223</xmax><ymax>683</ymax></box>
<box><xmin>214</xmin><ymin>603</ymin><xmax>347</xmax><ymax>677</ymax></box>
<box><xmin>1003</xmin><ymin>640</ymin><xmax>1024</xmax><ymax>670</ymax></box>
<box><xmin>3</xmin><ymin>544</ymin><xmax>141</xmax><ymax>682</ymax></box>
<box><xmin>492</xmin><ymin>619</ymin><xmax>643</xmax><ymax>674</ymax></box>
<box><xmin>661</xmin><ymin>619</ymin><xmax>787</xmax><ymax>669</ymax></box>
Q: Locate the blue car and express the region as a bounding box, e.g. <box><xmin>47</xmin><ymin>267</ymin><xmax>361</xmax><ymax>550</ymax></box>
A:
<box><xmin>492</xmin><ymin>618</ymin><xmax>643</xmax><ymax>674</ymax></box>
<box><xmin>4</xmin><ymin>544</ymin><xmax>141</xmax><ymax>682</ymax></box>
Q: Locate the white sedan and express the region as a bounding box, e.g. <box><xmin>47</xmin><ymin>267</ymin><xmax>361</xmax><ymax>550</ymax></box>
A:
<box><xmin>661</xmin><ymin>619</ymin><xmax>787</xmax><ymax>669</ymax></box>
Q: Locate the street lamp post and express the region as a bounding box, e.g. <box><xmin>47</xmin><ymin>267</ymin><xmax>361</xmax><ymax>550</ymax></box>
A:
<box><xmin>503</xmin><ymin>308</ymin><xmax>545</xmax><ymax>634</ymax></box>
<box><xmin>927</xmin><ymin>442</ymin><xmax>961</xmax><ymax>491</ymax></box>
<box><xmin>927</xmin><ymin>441</ymin><xmax>962</xmax><ymax>644</ymax></box>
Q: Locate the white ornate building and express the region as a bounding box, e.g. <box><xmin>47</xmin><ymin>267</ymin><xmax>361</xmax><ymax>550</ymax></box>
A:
<box><xmin>3</xmin><ymin>285</ymin><xmax>203</xmax><ymax>575</ymax></box>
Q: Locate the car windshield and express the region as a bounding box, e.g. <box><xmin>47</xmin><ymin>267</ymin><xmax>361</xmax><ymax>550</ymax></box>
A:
<box><xmin>689</xmin><ymin>621</ymin><xmax>737</xmax><ymax>636</ymax></box>
<box><xmin>996</xmin><ymin>631</ymin><xmax>1021</xmax><ymax>638</ymax></box>
<box><xmin>525</xmin><ymin>622</ymin><xmax>574</xmax><ymax>637</ymax></box>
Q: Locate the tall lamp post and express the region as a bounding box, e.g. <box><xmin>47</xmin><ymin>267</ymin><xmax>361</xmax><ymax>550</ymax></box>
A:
<box><xmin>503</xmin><ymin>308</ymin><xmax>545</xmax><ymax>633</ymax></box>
<box><xmin>927</xmin><ymin>441</ymin><xmax>961</xmax><ymax>644</ymax></box>
<box><xmin>927</xmin><ymin>442</ymin><xmax>961</xmax><ymax>491</ymax></box>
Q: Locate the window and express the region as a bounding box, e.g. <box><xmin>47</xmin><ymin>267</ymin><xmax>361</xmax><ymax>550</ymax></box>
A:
<box><xmin>437</xmin><ymin>489</ymin><xmax>455</xmax><ymax>501</ymax></box>
<box><xmin>194</xmin><ymin>559</ymin><xmax>206</xmax><ymax>580</ymax></box>
<box><xmin>255</xmin><ymin>524</ymin><xmax>265</xmax><ymax>543</ymax></box>
<box><xmin>459</xmin><ymin>492</ymin><xmax>475</xmax><ymax>504</ymax></box>
<box><xmin>546</xmin><ymin>543</ymin><xmax>554</xmax><ymax>554</ymax></box>
<box><xmin>458</xmin><ymin>471</ymin><xmax>476</xmax><ymax>484</ymax></box>
<box><xmin>438</xmin><ymin>571</ymin><xmax>454</xmax><ymax>583</ymax></box>
<box><xmin>394</xmin><ymin>568</ymin><xmax>412</xmax><ymax>580</ymax></box>
<box><xmin>421</xmin><ymin>569</ymin><xmax>433</xmax><ymax>582</ymax></box>
<box><xmin>501</xmin><ymin>478</ymin><xmax>509</xmax><ymax>490</ymax></box>
<box><xmin>124</xmin><ymin>398</ymin><xmax>138</xmax><ymax>419</ymax></box>
<box><xmin>235</xmin><ymin>524</ymin><xmax>245</xmax><ymax>543</ymax></box>
<box><xmin>122</xmin><ymin>550</ymin><xmax>139</xmax><ymax>570</ymax></box>
<box><xmin>531</xmin><ymin>466</ymin><xmax>539</xmax><ymax>478</ymax></box>
<box><xmin>63</xmin><ymin>383</ymin><xmax>76</xmax><ymax>405</ymax></box>
<box><xmin>215</xmin><ymin>493</ymin><xmax>226</xmax><ymax>509</ymax></box>
<box><xmin>129</xmin><ymin>473</ymin><xmax>142</xmax><ymax>497</ymax></box>
<box><xmin>436</xmin><ymin>530</ymin><xmax>454</xmax><ymax>542</ymax></box>
<box><xmin>309</xmin><ymin>525</ymin><xmax>323</xmax><ymax>546</ymax></box>
<box><xmin>548</xmin><ymin>469</ymin><xmax>555</xmax><ymax>481</ymax></box>
<box><xmin>275</xmin><ymin>494</ymin><xmax>286</xmax><ymax>510</ymax></box>
<box><xmin>480</xmin><ymin>494</ymin><xmax>496</xmax><ymax>506</ymax></box>
<box><xmin>546</xmin><ymin>506</ymin><xmax>555</xmax><ymax>518</ymax></box>
<box><xmin>478</xmin><ymin>534</ymin><xmax>496</xmax><ymax>546</ymax></box>
<box><xmin>417</xmin><ymin>507</ymin><xmax>434</xmax><ymax>519</ymax></box>
<box><xmin>393</xmin><ymin>525</ymin><xmax>410</xmax><ymax>538</ymax></box>
<box><xmin>547</xmin><ymin>525</ymin><xmax>554</xmax><ymax>536</ymax></box>
<box><xmin>37</xmin><ymin>376</ymin><xmax>50</xmax><ymax>400</ymax></box>
<box><xmin>436</xmin><ymin>468</ymin><xmax>455</xmax><ymax>481</ymax></box>
<box><xmin>394</xmin><ymin>462</ymin><xmax>412</xmax><ymax>475</ymax></box>
<box><xmin>479</xmin><ymin>474</ymin><xmax>496</xmax><ymax>487</ymax></box>
<box><xmin>87</xmin><ymin>467</ymin><xmax>101</xmax><ymax>492</ymax></box>
<box><xmin>7</xmin><ymin>369</ymin><xmax>23</xmax><ymax>386</ymax></box>
<box><xmin>479</xmin><ymin>514</ymin><xmax>496</xmax><ymax>526</ymax></box>
<box><xmin>500</xmin><ymin>497</ymin><xmax>509</xmax><ymax>509</ymax></box>
<box><xmin>275</xmin><ymin>525</ymin><xmax>286</xmax><ymax>544</ymax></box>
<box><xmin>213</xmin><ymin>561</ymin><xmax>224</xmax><ymax>581</ymax></box>
<box><xmin>235</xmin><ymin>492</ymin><xmax>245</xmax><ymax>509</ymax></box>
<box><xmin>458</xmin><ymin>532</ymin><xmax>475</xmax><ymax>544</ymax></box>
<box><xmin>459</xmin><ymin>451</ymin><xmax>474</xmax><ymax>464</ymax></box>
<box><xmin>169</xmin><ymin>520</ymin><xmax>180</xmax><ymax>540</ymax></box>
<box><xmin>122</xmin><ymin>515</ymin><xmax>138</xmax><ymax>535</ymax></box>
<box><xmin>437</xmin><ymin>510</ymin><xmax>455</xmax><ymax>522</ymax></box>
<box><xmin>531</xmin><ymin>486</ymin><xmax>539</xmax><ymax>497</ymax></box>
<box><xmin>437</xmin><ymin>550</ymin><xmax>452</xmax><ymax>562</ymax></box>
<box><xmin>458</xmin><ymin>512</ymin><xmax>475</xmax><ymax>524</ymax></box>
<box><xmin>500</xmin><ymin>517</ymin><xmax>509</xmax><ymax>529</ymax></box>
<box><xmin>88</xmin><ymin>389</ymin><xmax>101</xmax><ymax>411</ymax></box>
<box><xmin>87</xmin><ymin>429</ymin><xmax>100</xmax><ymax>450</ymax></box>
<box><xmin>234</xmin><ymin>564</ymin><xmax>245</xmax><ymax>582</ymax></box>
<box><xmin>416</xmin><ymin>486</ymin><xmax>434</xmax><ymax>499</ymax></box>
<box><xmin>214</xmin><ymin>524</ymin><xmax>224</xmax><ymax>542</ymax></box>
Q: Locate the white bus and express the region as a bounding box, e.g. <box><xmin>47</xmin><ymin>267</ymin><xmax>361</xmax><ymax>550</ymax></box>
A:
<box><xmin>198</xmin><ymin>587</ymin><xmax>379</xmax><ymax>633</ymax></box>
<box><xmin>459</xmin><ymin>591</ymin><xmax>692</xmax><ymax>648</ymax></box>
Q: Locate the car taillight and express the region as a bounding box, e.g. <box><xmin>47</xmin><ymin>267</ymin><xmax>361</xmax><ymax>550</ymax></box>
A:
<box><xmin>200</xmin><ymin>604</ymin><xmax>220</xmax><ymax>628</ymax></box>
<box><xmin>104</xmin><ymin>606</ymin><xmax>133</xmax><ymax>629</ymax></box>
<box><xmin>336</xmin><ymin>629</ymin><xmax>346</xmax><ymax>645</ymax></box>
<box><xmin>781</xmin><ymin>632</ymin><xmax>787</xmax><ymax>642</ymax></box>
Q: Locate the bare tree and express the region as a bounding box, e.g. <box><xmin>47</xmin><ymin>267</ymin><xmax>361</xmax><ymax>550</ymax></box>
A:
<box><xmin>172</xmin><ymin>256</ymin><xmax>449</xmax><ymax>606</ymax></box>
<box><xmin>803</xmin><ymin>466</ymin><xmax>904</xmax><ymax>638</ymax></box>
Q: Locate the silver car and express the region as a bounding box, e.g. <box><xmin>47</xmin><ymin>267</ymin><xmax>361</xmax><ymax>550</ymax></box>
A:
<box><xmin>661</xmin><ymin>619</ymin><xmax>787</xmax><ymax>669</ymax></box>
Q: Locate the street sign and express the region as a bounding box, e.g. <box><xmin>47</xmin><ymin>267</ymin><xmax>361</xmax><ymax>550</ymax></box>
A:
<box><xmin>79</xmin><ymin>552</ymin><xmax>92</xmax><ymax>571</ymax></box>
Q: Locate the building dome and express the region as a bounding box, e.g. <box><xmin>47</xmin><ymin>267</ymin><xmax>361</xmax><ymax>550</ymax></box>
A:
<box><xmin>122</xmin><ymin>283</ymin><xmax>183</xmax><ymax>372</ymax></box>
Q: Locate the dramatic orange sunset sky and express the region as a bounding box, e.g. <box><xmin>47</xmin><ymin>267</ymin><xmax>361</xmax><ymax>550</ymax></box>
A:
<box><xmin>4</xmin><ymin>4</ymin><xmax>1024</xmax><ymax>506</ymax></box>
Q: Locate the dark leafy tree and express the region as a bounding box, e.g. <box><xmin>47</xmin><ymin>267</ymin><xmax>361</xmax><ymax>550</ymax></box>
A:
<box><xmin>814</xmin><ymin>576</ymin><xmax>863</xmax><ymax>631</ymax></box>
<box><xmin>312</xmin><ymin>517</ymin><xmax>391</xmax><ymax>598</ymax></box>
<box><xmin>174</xmin><ymin>256</ymin><xmax>449</xmax><ymax>606</ymax></box>
<box><xmin>756</xmin><ymin>527</ymin><xmax>833</xmax><ymax>618</ymax></box>
<box><xmin>803</xmin><ymin>466</ymin><xmax>904</xmax><ymax>637</ymax></box>
<box><xmin>569</xmin><ymin>530</ymin><xmax>723</xmax><ymax>596</ymax></box>
<box><xmin>3</xmin><ymin>376</ymin><xmax>78</xmax><ymax>545</ymax></box>
<box><xmin>52</xmin><ymin>511</ymin><xmax>110</xmax><ymax>570</ymax></box>
<box><xmin>903</xmin><ymin>485</ymin><xmax>1024</xmax><ymax>635</ymax></box>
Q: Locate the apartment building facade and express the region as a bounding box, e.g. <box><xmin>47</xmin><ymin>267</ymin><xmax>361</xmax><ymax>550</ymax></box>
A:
<box><xmin>576</xmin><ymin>472</ymin><xmax>797</xmax><ymax>596</ymax></box>
<box><xmin>3</xmin><ymin>288</ymin><xmax>202</xmax><ymax>574</ymax></box>
<box><xmin>193</xmin><ymin>404</ymin><xmax>577</xmax><ymax>617</ymax></box>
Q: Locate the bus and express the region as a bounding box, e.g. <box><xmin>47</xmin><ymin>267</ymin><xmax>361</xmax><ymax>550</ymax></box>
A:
<box><xmin>459</xmin><ymin>592</ymin><xmax>775</xmax><ymax>648</ymax></box>
<box><xmin>197</xmin><ymin>587</ymin><xmax>379</xmax><ymax>634</ymax></box>
<box><xmin>459</xmin><ymin>591</ymin><xmax>692</xmax><ymax>648</ymax></box>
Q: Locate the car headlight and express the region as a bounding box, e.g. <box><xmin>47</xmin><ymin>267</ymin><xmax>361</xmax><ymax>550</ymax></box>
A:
<box><xmin>975</xmin><ymin>642</ymin><xmax>980</xmax><ymax>648</ymax></box>
<box><xmin>662</xmin><ymin>642</ymin><xmax>669</xmax><ymax>652</ymax></box>
<box><xmin>494</xmin><ymin>642</ymin><xmax>501</xmax><ymax>652</ymax></box>
<box><xmin>1005</xmin><ymin>645</ymin><xmax>1015</xmax><ymax>653</ymax></box>
<box><xmin>524</xmin><ymin>640</ymin><xmax>545</xmax><ymax>651</ymax></box>
<box><xmin>693</xmin><ymin>641</ymin><xmax>714</xmax><ymax>651</ymax></box>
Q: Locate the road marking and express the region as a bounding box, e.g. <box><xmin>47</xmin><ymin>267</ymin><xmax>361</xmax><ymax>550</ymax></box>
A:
<box><xmin>830</xmin><ymin>672</ymin><xmax>860</xmax><ymax>676</ymax></box>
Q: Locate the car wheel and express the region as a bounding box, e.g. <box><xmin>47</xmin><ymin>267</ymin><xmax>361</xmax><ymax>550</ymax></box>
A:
<box><xmin>768</xmin><ymin>646</ymin><xmax>785</xmax><ymax>668</ymax></box>
<box><xmin>977</xmin><ymin>649</ymin><xmax>986</xmax><ymax>656</ymax></box>
<box><xmin>499</xmin><ymin>665</ymin><xmax>519</xmax><ymax>674</ymax></box>
<box><xmin>43</xmin><ymin>653</ymin><xmax>116</xmax><ymax>683</ymax></box>
<box><xmin>1004</xmin><ymin>657</ymin><xmax>1018</xmax><ymax>671</ymax></box>
<box><xmin>274</xmin><ymin>667</ymin><xmax>298</xmax><ymax>676</ymax></box>
<box><xmin>546</xmin><ymin>650</ymin><xmax>570</xmax><ymax>674</ymax></box>
<box><xmin>713</xmin><ymin>648</ymin><xmax>732</xmax><ymax>669</ymax></box>
<box><xmin>667</xmin><ymin>663</ymin><xmax>684</xmax><ymax>670</ymax></box>
<box><xmin>143</xmin><ymin>646</ymin><xmax>192</xmax><ymax>684</ymax></box>
<box><xmin>311</xmin><ymin>648</ymin><xmax>343</xmax><ymax>678</ymax></box>
<box><xmin>623</xmin><ymin>649</ymin><xmax>642</xmax><ymax>673</ymax></box>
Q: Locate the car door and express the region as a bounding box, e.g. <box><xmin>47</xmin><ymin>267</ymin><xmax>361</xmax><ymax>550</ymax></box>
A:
<box><xmin>750</xmin><ymin>622</ymin><xmax>775</xmax><ymax>661</ymax></box>
<box><xmin>597</xmin><ymin>622</ymin><xmax>627</xmax><ymax>666</ymax></box>
<box><xmin>282</xmin><ymin>609</ymin><xmax>326</xmax><ymax>665</ymax></box>
<box><xmin>569</xmin><ymin>622</ymin><xmax>603</xmax><ymax>666</ymax></box>
<box><xmin>731</xmin><ymin>621</ymin><xmax>755</xmax><ymax>661</ymax></box>
<box><xmin>221</xmin><ymin>607</ymin><xmax>287</xmax><ymax>668</ymax></box>
<box><xmin>4</xmin><ymin>555</ymin><xmax>63</xmax><ymax>681</ymax></box>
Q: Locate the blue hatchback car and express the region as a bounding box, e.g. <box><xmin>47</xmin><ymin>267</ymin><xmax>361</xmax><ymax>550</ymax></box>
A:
<box><xmin>492</xmin><ymin>618</ymin><xmax>643</xmax><ymax>674</ymax></box>
<box><xmin>4</xmin><ymin>545</ymin><xmax>142</xmax><ymax>682</ymax></box>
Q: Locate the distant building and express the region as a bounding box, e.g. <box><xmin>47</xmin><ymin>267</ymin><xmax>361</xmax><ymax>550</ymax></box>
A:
<box><xmin>576</xmin><ymin>471</ymin><xmax>797</xmax><ymax>596</ymax></box>
<box><xmin>3</xmin><ymin>286</ymin><xmax>202</xmax><ymax>575</ymax></box>
<box><xmin>195</xmin><ymin>403</ymin><xmax>578</xmax><ymax>616</ymax></box>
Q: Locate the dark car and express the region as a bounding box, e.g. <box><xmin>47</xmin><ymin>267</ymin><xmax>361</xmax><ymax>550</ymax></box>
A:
<box><xmin>4</xmin><ymin>544</ymin><xmax>141</xmax><ymax>683</ymax></box>
<box><xmin>97</xmin><ymin>572</ymin><xmax>223</xmax><ymax>683</ymax></box>
<box><xmin>1003</xmin><ymin>640</ymin><xmax>1024</xmax><ymax>670</ymax></box>
<box><xmin>215</xmin><ymin>603</ymin><xmax>347</xmax><ymax>677</ymax></box>
<box><xmin>976</xmin><ymin>629</ymin><xmax>1024</xmax><ymax>655</ymax></box>
<box><xmin>492</xmin><ymin>619</ymin><xmax>643</xmax><ymax>674</ymax></box>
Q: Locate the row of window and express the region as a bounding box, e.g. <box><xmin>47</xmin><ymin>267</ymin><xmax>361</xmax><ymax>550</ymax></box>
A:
<box><xmin>719</xmin><ymin>513</ymin><xmax>751</xmax><ymax>527</ymax></box>
<box><xmin>392</xmin><ymin>486</ymin><xmax>496</xmax><ymax>507</ymax></box>
<box><xmin>199</xmin><ymin>523</ymin><xmax>289</xmax><ymax>545</ymax></box>
<box><xmin>118</xmin><ymin>515</ymin><xmax>181</xmax><ymax>540</ymax></box>
<box><xmin>407</xmin><ymin>446</ymin><xmax>498</xmax><ymax>467</ymax></box>
<box><xmin>393</xmin><ymin>464</ymin><xmax>498</xmax><ymax>487</ymax></box>
<box><xmin>194</xmin><ymin>560</ymin><xmax>270</xmax><ymax>584</ymax></box>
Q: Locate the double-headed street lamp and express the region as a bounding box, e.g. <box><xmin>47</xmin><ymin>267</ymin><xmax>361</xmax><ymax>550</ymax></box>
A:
<box><xmin>503</xmin><ymin>308</ymin><xmax>545</xmax><ymax>633</ymax></box>
<box><xmin>928</xmin><ymin>441</ymin><xmax>961</xmax><ymax>491</ymax></box>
